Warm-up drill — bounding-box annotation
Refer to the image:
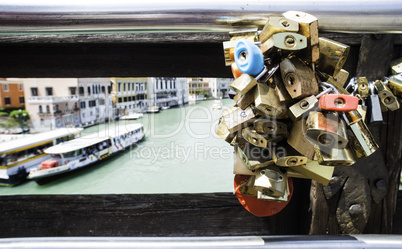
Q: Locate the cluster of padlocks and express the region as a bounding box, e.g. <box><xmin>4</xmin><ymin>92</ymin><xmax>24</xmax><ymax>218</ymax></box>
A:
<box><xmin>216</xmin><ymin>11</ymin><xmax>402</xmax><ymax>217</ymax></box>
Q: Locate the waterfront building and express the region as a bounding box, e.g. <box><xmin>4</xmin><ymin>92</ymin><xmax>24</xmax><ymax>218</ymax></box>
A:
<box><xmin>77</xmin><ymin>78</ymin><xmax>114</xmax><ymax>126</ymax></box>
<box><xmin>187</xmin><ymin>78</ymin><xmax>211</xmax><ymax>102</ymax></box>
<box><xmin>0</xmin><ymin>79</ymin><xmax>25</xmax><ymax>109</ymax></box>
<box><xmin>111</xmin><ymin>77</ymin><xmax>188</xmax><ymax>113</ymax></box>
<box><xmin>206</xmin><ymin>78</ymin><xmax>232</xmax><ymax>99</ymax></box>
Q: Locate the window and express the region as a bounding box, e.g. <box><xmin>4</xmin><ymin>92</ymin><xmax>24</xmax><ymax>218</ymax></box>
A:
<box><xmin>74</xmin><ymin>103</ymin><xmax>78</xmax><ymax>110</ymax></box>
<box><xmin>108</xmin><ymin>85</ymin><xmax>112</xmax><ymax>94</ymax></box>
<box><xmin>93</xmin><ymin>85</ymin><xmax>96</xmax><ymax>94</ymax></box>
<box><xmin>89</xmin><ymin>100</ymin><xmax>96</xmax><ymax>107</ymax></box>
<box><xmin>165</xmin><ymin>81</ymin><xmax>167</xmax><ymax>89</ymax></box>
<box><xmin>118</xmin><ymin>82</ymin><xmax>121</xmax><ymax>92</ymax></box>
<box><xmin>127</xmin><ymin>83</ymin><xmax>130</xmax><ymax>91</ymax></box>
<box><xmin>31</xmin><ymin>87</ymin><xmax>38</xmax><ymax>96</ymax></box>
<box><xmin>19</xmin><ymin>84</ymin><xmax>23</xmax><ymax>91</ymax></box>
<box><xmin>45</xmin><ymin>87</ymin><xmax>53</xmax><ymax>96</ymax></box>
<box><xmin>19</xmin><ymin>96</ymin><xmax>24</xmax><ymax>104</ymax></box>
<box><xmin>55</xmin><ymin>104</ymin><xmax>59</xmax><ymax>112</ymax></box>
<box><xmin>69</xmin><ymin>87</ymin><xmax>76</xmax><ymax>95</ymax></box>
<box><xmin>3</xmin><ymin>84</ymin><xmax>8</xmax><ymax>91</ymax></box>
<box><xmin>101</xmin><ymin>86</ymin><xmax>105</xmax><ymax>93</ymax></box>
<box><xmin>123</xmin><ymin>97</ymin><xmax>127</xmax><ymax>102</ymax></box>
<box><xmin>99</xmin><ymin>99</ymin><xmax>105</xmax><ymax>105</ymax></box>
<box><xmin>79</xmin><ymin>86</ymin><xmax>84</xmax><ymax>96</ymax></box>
<box><xmin>46</xmin><ymin>105</ymin><xmax>50</xmax><ymax>114</ymax></box>
<box><xmin>80</xmin><ymin>101</ymin><xmax>86</xmax><ymax>109</ymax></box>
<box><xmin>123</xmin><ymin>83</ymin><xmax>126</xmax><ymax>92</ymax></box>
<box><xmin>65</xmin><ymin>103</ymin><xmax>69</xmax><ymax>111</ymax></box>
<box><xmin>4</xmin><ymin>97</ymin><xmax>11</xmax><ymax>105</ymax></box>
<box><xmin>173</xmin><ymin>80</ymin><xmax>176</xmax><ymax>88</ymax></box>
<box><xmin>39</xmin><ymin>105</ymin><xmax>43</xmax><ymax>113</ymax></box>
<box><xmin>88</xmin><ymin>86</ymin><xmax>91</xmax><ymax>95</ymax></box>
<box><xmin>132</xmin><ymin>83</ymin><xmax>134</xmax><ymax>91</ymax></box>
<box><xmin>118</xmin><ymin>97</ymin><xmax>122</xmax><ymax>103</ymax></box>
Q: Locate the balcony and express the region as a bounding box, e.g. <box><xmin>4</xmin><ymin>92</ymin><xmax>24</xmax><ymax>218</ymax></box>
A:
<box><xmin>28</xmin><ymin>95</ymin><xmax>79</xmax><ymax>104</ymax></box>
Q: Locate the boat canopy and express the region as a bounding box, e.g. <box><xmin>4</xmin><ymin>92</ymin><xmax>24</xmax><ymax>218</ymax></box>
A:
<box><xmin>44</xmin><ymin>124</ymin><xmax>143</xmax><ymax>154</ymax></box>
<box><xmin>44</xmin><ymin>134</ymin><xmax>109</xmax><ymax>154</ymax></box>
<box><xmin>0</xmin><ymin>128</ymin><xmax>83</xmax><ymax>154</ymax></box>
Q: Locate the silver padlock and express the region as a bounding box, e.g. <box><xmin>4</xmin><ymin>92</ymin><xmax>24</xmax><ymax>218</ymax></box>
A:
<box><xmin>314</xmin><ymin>145</ymin><xmax>356</xmax><ymax>167</ymax></box>
<box><xmin>253</xmin><ymin>166</ymin><xmax>288</xmax><ymax>197</ymax></box>
<box><xmin>222</xmin><ymin>106</ymin><xmax>256</xmax><ymax>133</ymax></box>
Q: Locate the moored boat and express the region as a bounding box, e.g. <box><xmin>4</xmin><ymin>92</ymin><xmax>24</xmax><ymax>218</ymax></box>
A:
<box><xmin>119</xmin><ymin>112</ymin><xmax>144</xmax><ymax>120</ymax></box>
<box><xmin>212</xmin><ymin>100</ymin><xmax>223</xmax><ymax>110</ymax></box>
<box><xmin>147</xmin><ymin>106</ymin><xmax>160</xmax><ymax>113</ymax></box>
<box><xmin>0</xmin><ymin>128</ymin><xmax>83</xmax><ymax>186</ymax></box>
<box><xmin>27</xmin><ymin>124</ymin><xmax>144</xmax><ymax>183</ymax></box>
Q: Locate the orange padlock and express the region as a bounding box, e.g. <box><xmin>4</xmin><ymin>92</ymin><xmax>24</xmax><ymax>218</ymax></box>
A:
<box><xmin>231</xmin><ymin>62</ymin><xmax>243</xmax><ymax>79</ymax></box>
<box><xmin>318</xmin><ymin>94</ymin><xmax>359</xmax><ymax>112</ymax></box>
<box><xmin>234</xmin><ymin>174</ymin><xmax>293</xmax><ymax>217</ymax></box>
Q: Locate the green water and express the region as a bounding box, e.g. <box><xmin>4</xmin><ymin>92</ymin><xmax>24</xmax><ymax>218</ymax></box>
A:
<box><xmin>0</xmin><ymin>99</ymin><xmax>235</xmax><ymax>195</ymax></box>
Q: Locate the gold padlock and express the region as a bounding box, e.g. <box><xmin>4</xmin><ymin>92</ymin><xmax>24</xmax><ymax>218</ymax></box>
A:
<box><xmin>288</xmin><ymin>95</ymin><xmax>318</xmax><ymax>121</ymax></box>
<box><xmin>235</xmin><ymin>87</ymin><xmax>255</xmax><ymax>110</ymax></box>
<box><xmin>282</xmin><ymin>11</ymin><xmax>319</xmax><ymax>63</ymax></box>
<box><xmin>314</xmin><ymin>145</ymin><xmax>355</xmax><ymax>166</ymax></box>
<box><xmin>271</xmin><ymin>142</ymin><xmax>308</xmax><ymax>167</ymax></box>
<box><xmin>259</xmin><ymin>15</ymin><xmax>299</xmax><ymax>43</ymax></box>
<box><xmin>356</xmin><ymin>77</ymin><xmax>369</xmax><ymax>98</ymax></box>
<box><xmin>390</xmin><ymin>57</ymin><xmax>402</xmax><ymax>74</ymax></box>
<box><xmin>287</xmin><ymin>118</ymin><xmax>315</xmax><ymax>160</ymax></box>
<box><xmin>326</xmin><ymin>69</ymin><xmax>350</xmax><ymax>95</ymax></box>
<box><xmin>343</xmin><ymin>110</ymin><xmax>378</xmax><ymax>158</ymax></box>
<box><xmin>242</xmin><ymin>127</ymin><xmax>283</xmax><ymax>148</ymax></box>
<box><xmin>280</xmin><ymin>57</ymin><xmax>319</xmax><ymax>99</ymax></box>
<box><xmin>254</xmin><ymin>82</ymin><xmax>288</xmax><ymax>117</ymax></box>
<box><xmin>233</xmin><ymin>146</ymin><xmax>257</xmax><ymax>175</ymax></box>
<box><xmin>375</xmin><ymin>79</ymin><xmax>400</xmax><ymax>111</ymax></box>
<box><xmin>215</xmin><ymin>117</ymin><xmax>236</xmax><ymax>144</ymax></box>
<box><xmin>291</xmin><ymin>160</ymin><xmax>334</xmax><ymax>186</ymax></box>
<box><xmin>317</xmin><ymin>37</ymin><xmax>350</xmax><ymax>78</ymax></box>
<box><xmin>230</xmin><ymin>74</ymin><xmax>258</xmax><ymax>95</ymax></box>
<box><xmin>236</xmin><ymin>143</ymin><xmax>275</xmax><ymax>171</ymax></box>
<box><xmin>253</xmin><ymin>119</ymin><xmax>288</xmax><ymax>136</ymax></box>
<box><xmin>222</xmin><ymin>105</ymin><xmax>256</xmax><ymax>133</ymax></box>
<box><xmin>223</xmin><ymin>29</ymin><xmax>259</xmax><ymax>66</ymax></box>
<box><xmin>252</xmin><ymin>166</ymin><xmax>288</xmax><ymax>197</ymax></box>
<box><xmin>388</xmin><ymin>74</ymin><xmax>402</xmax><ymax>99</ymax></box>
<box><xmin>305</xmin><ymin>111</ymin><xmax>349</xmax><ymax>150</ymax></box>
<box><xmin>274</xmin><ymin>73</ymin><xmax>293</xmax><ymax>103</ymax></box>
<box><xmin>260</xmin><ymin>32</ymin><xmax>307</xmax><ymax>54</ymax></box>
<box><xmin>257</xmin><ymin>187</ymin><xmax>289</xmax><ymax>202</ymax></box>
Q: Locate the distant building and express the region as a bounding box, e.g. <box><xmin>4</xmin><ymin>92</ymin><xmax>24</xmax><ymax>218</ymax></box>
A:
<box><xmin>188</xmin><ymin>78</ymin><xmax>211</xmax><ymax>102</ymax></box>
<box><xmin>77</xmin><ymin>78</ymin><xmax>114</xmax><ymax>126</ymax></box>
<box><xmin>111</xmin><ymin>77</ymin><xmax>188</xmax><ymax>114</ymax></box>
<box><xmin>0</xmin><ymin>79</ymin><xmax>25</xmax><ymax>109</ymax></box>
<box><xmin>206</xmin><ymin>78</ymin><xmax>232</xmax><ymax>99</ymax></box>
<box><xmin>20</xmin><ymin>78</ymin><xmax>80</xmax><ymax>131</ymax></box>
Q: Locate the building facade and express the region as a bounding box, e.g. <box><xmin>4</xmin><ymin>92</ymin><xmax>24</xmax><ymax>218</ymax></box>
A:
<box><xmin>208</xmin><ymin>78</ymin><xmax>232</xmax><ymax>99</ymax></box>
<box><xmin>77</xmin><ymin>78</ymin><xmax>113</xmax><ymax>126</ymax></box>
<box><xmin>188</xmin><ymin>78</ymin><xmax>211</xmax><ymax>102</ymax></box>
<box><xmin>0</xmin><ymin>79</ymin><xmax>25</xmax><ymax>109</ymax></box>
<box><xmin>149</xmin><ymin>77</ymin><xmax>188</xmax><ymax>108</ymax></box>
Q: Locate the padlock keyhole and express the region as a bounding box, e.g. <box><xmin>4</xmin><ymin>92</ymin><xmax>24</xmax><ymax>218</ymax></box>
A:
<box><xmin>299</xmin><ymin>100</ymin><xmax>309</xmax><ymax>109</ymax></box>
<box><xmin>238</xmin><ymin>50</ymin><xmax>248</xmax><ymax>61</ymax></box>
<box><xmin>334</xmin><ymin>98</ymin><xmax>345</xmax><ymax>107</ymax></box>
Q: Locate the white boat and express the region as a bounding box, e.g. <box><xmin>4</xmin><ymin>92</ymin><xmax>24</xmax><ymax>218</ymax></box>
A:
<box><xmin>161</xmin><ymin>106</ymin><xmax>170</xmax><ymax>110</ymax></box>
<box><xmin>119</xmin><ymin>112</ymin><xmax>144</xmax><ymax>120</ymax></box>
<box><xmin>0</xmin><ymin>128</ymin><xmax>83</xmax><ymax>186</ymax></box>
<box><xmin>147</xmin><ymin>106</ymin><xmax>160</xmax><ymax>113</ymax></box>
<box><xmin>212</xmin><ymin>100</ymin><xmax>223</xmax><ymax>110</ymax></box>
<box><xmin>27</xmin><ymin>124</ymin><xmax>144</xmax><ymax>183</ymax></box>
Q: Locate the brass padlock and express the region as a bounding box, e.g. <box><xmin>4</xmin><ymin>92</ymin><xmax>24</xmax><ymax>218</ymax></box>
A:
<box><xmin>215</xmin><ymin>117</ymin><xmax>236</xmax><ymax>144</ymax></box>
<box><xmin>280</xmin><ymin>57</ymin><xmax>319</xmax><ymax>99</ymax></box>
<box><xmin>357</xmin><ymin>77</ymin><xmax>370</xmax><ymax>99</ymax></box>
<box><xmin>317</xmin><ymin>37</ymin><xmax>350</xmax><ymax>78</ymax></box>
<box><xmin>237</xmin><ymin>175</ymin><xmax>259</xmax><ymax>197</ymax></box>
<box><xmin>390</xmin><ymin>57</ymin><xmax>402</xmax><ymax>74</ymax></box>
<box><xmin>233</xmin><ymin>146</ymin><xmax>257</xmax><ymax>175</ymax></box>
<box><xmin>242</xmin><ymin>127</ymin><xmax>283</xmax><ymax>148</ymax></box>
<box><xmin>375</xmin><ymin>79</ymin><xmax>400</xmax><ymax>111</ymax></box>
<box><xmin>259</xmin><ymin>15</ymin><xmax>299</xmax><ymax>43</ymax></box>
<box><xmin>223</xmin><ymin>29</ymin><xmax>259</xmax><ymax>66</ymax></box>
<box><xmin>253</xmin><ymin>119</ymin><xmax>288</xmax><ymax>136</ymax></box>
<box><xmin>343</xmin><ymin>111</ymin><xmax>378</xmax><ymax>158</ymax></box>
<box><xmin>326</xmin><ymin>69</ymin><xmax>350</xmax><ymax>95</ymax></box>
<box><xmin>305</xmin><ymin>111</ymin><xmax>349</xmax><ymax>150</ymax></box>
<box><xmin>271</xmin><ymin>142</ymin><xmax>309</xmax><ymax>167</ymax></box>
<box><xmin>388</xmin><ymin>74</ymin><xmax>402</xmax><ymax>99</ymax></box>
<box><xmin>243</xmin><ymin>175</ymin><xmax>288</xmax><ymax>202</ymax></box>
<box><xmin>291</xmin><ymin>160</ymin><xmax>334</xmax><ymax>186</ymax></box>
<box><xmin>260</xmin><ymin>32</ymin><xmax>307</xmax><ymax>54</ymax></box>
<box><xmin>287</xmin><ymin>118</ymin><xmax>315</xmax><ymax>160</ymax></box>
<box><xmin>314</xmin><ymin>145</ymin><xmax>355</xmax><ymax>166</ymax></box>
<box><xmin>274</xmin><ymin>72</ymin><xmax>293</xmax><ymax>103</ymax></box>
<box><xmin>288</xmin><ymin>95</ymin><xmax>318</xmax><ymax>121</ymax></box>
<box><xmin>235</xmin><ymin>87</ymin><xmax>255</xmax><ymax>110</ymax></box>
<box><xmin>254</xmin><ymin>82</ymin><xmax>287</xmax><ymax>117</ymax></box>
<box><xmin>236</xmin><ymin>143</ymin><xmax>275</xmax><ymax>171</ymax></box>
<box><xmin>252</xmin><ymin>166</ymin><xmax>288</xmax><ymax>197</ymax></box>
<box><xmin>257</xmin><ymin>186</ymin><xmax>289</xmax><ymax>202</ymax></box>
<box><xmin>230</xmin><ymin>74</ymin><xmax>258</xmax><ymax>95</ymax></box>
<box><xmin>282</xmin><ymin>11</ymin><xmax>319</xmax><ymax>63</ymax></box>
<box><xmin>222</xmin><ymin>105</ymin><xmax>256</xmax><ymax>133</ymax></box>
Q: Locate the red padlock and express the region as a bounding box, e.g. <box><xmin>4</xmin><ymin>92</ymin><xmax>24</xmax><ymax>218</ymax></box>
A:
<box><xmin>318</xmin><ymin>94</ymin><xmax>359</xmax><ymax>112</ymax></box>
<box><xmin>234</xmin><ymin>174</ymin><xmax>293</xmax><ymax>217</ymax></box>
<box><xmin>231</xmin><ymin>62</ymin><xmax>243</xmax><ymax>79</ymax></box>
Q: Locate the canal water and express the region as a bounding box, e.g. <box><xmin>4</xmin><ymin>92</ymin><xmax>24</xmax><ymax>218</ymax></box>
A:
<box><xmin>0</xmin><ymin>99</ymin><xmax>235</xmax><ymax>195</ymax></box>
